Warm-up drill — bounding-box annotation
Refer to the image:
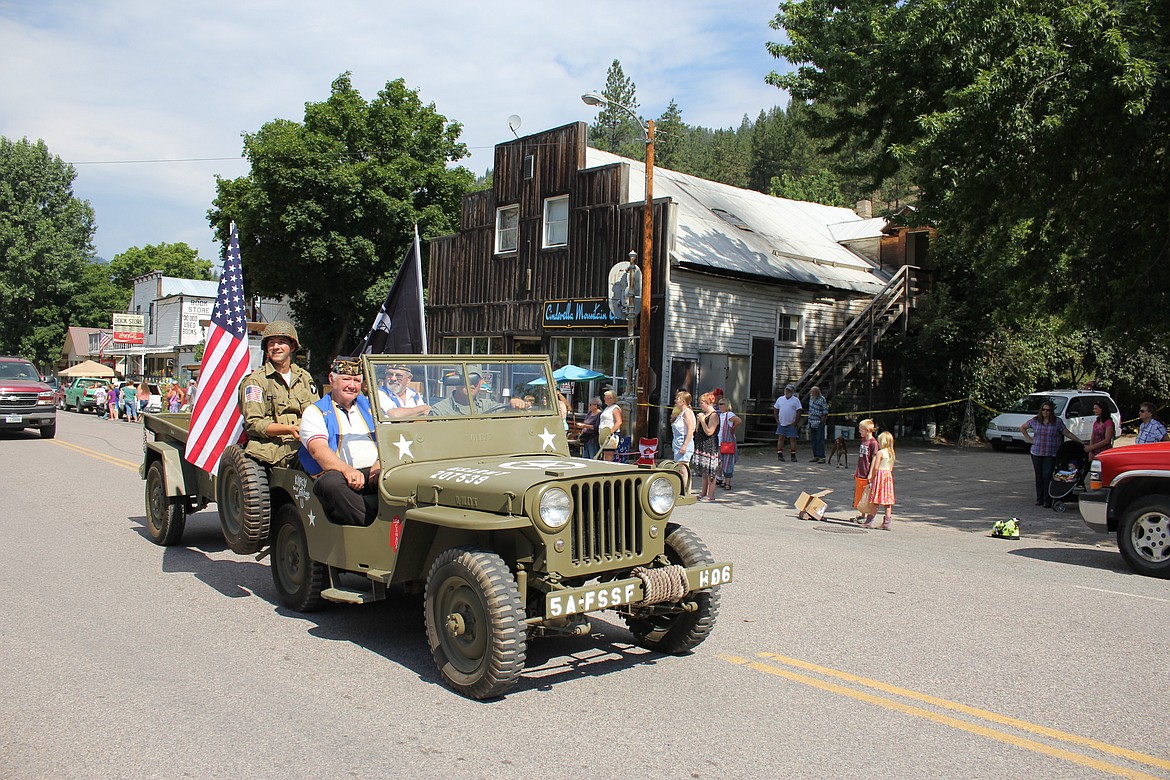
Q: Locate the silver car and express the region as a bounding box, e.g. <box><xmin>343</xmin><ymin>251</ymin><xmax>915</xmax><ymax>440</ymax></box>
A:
<box><xmin>985</xmin><ymin>390</ymin><xmax>1121</xmax><ymax>451</ymax></box>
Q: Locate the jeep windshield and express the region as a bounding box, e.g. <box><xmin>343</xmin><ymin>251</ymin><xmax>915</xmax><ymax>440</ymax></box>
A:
<box><xmin>367</xmin><ymin>357</ymin><xmax>557</xmax><ymax>419</ymax></box>
<box><xmin>1005</xmin><ymin>395</ymin><xmax>1068</xmax><ymax>415</ymax></box>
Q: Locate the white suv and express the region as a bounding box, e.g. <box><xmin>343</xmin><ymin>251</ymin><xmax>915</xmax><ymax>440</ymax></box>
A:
<box><xmin>985</xmin><ymin>390</ymin><xmax>1121</xmax><ymax>451</ymax></box>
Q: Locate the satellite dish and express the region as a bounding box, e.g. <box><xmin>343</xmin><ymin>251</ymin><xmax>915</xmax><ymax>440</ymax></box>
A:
<box><xmin>507</xmin><ymin>114</ymin><xmax>522</xmax><ymax>138</ymax></box>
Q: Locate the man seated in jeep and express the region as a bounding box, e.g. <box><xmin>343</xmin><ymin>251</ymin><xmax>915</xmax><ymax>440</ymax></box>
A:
<box><xmin>297</xmin><ymin>357</ymin><xmax>381</xmax><ymax>526</ymax></box>
<box><xmin>428</xmin><ymin>365</ymin><xmax>526</xmax><ymax>417</ymax></box>
<box><xmin>238</xmin><ymin>321</ymin><xmax>319</xmax><ymax>467</ymax></box>
<box><xmin>376</xmin><ymin>363</ymin><xmax>430</xmax><ymax>418</ymax></box>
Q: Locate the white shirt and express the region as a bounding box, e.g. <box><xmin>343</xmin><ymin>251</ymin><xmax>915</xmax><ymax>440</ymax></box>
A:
<box><xmin>377</xmin><ymin>385</ymin><xmax>425</xmax><ymax>413</ymax></box>
<box><xmin>300</xmin><ymin>400</ymin><xmax>378</xmax><ymax>469</ymax></box>
<box><xmin>774</xmin><ymin>394</ymin><xmax>802</xmax><ymax>426</ymax></box>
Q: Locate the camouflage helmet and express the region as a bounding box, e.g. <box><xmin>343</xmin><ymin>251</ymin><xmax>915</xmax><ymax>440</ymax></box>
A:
<box><xmin>261</xmin><ymin>320</ymin><xmax>299</xmax><ymax>352</ymax></box>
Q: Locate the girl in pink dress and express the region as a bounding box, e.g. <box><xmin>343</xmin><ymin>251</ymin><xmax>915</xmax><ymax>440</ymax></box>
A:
<box><xmin>863</xmin><ymin>431</ymin><xmax>897</xmax><ymax>530</ymax></box>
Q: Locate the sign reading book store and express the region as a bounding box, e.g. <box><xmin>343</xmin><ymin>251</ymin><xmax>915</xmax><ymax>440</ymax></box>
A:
<box><xmin>542</xmin><ymin>298</ymin><xmax>625</xmax><ymax>329</ymax></box>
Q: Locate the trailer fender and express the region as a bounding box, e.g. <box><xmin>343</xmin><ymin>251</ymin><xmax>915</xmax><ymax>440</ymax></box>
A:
<box><xmin>144</xmin><ymin>441</ymin><xmax>189</xmax><ymax>497</ymax></box>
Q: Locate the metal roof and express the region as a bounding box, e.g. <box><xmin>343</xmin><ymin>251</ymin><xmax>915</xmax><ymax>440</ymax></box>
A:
<box><xmin>585</xmin><ymin>148</ymin><xmax>886</xmax><ymax>294</ymax></box>
<box><xmin>158</xmin><ymin>278</ymin><xmax>218</xmax><ymax>298</ymax></box>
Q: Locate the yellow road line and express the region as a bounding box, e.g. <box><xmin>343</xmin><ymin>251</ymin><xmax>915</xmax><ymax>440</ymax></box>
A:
<box><xmin>754</xmin><ymin>651</ymin><xmax>1170</xmax><ymax>772</ymax></box>
<box><xmin>721</xmin><ymin>655</ymin><xmax>1166</xmax><ymax>780</ymax></box>
<box><xmin>52</xmin><ymin>439</ymin><xmax>140</xmax><ymax>472</ymax></box>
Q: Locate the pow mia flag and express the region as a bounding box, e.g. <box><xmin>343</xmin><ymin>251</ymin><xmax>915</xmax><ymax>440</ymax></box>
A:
<box><xmin>357</xmin><ymin>225</ymin><xmax>428</xmax><ymax>355</ymax></box>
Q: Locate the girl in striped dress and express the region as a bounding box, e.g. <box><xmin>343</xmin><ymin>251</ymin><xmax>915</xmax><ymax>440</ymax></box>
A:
<box><xmin>863</xmin><ymin>431</ymin><xmax>896</xmax><ymax>530</ymax></box>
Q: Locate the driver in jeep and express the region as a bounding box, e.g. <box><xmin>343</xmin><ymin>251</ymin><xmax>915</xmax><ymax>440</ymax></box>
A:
<box><xmin>297</xmin><ymin>357</ymin><xmax>381</xmax><ymax>526</ymax></box>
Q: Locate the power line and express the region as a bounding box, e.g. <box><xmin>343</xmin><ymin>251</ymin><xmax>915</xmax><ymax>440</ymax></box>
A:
<box><xmin>72</xmin><ymin>156</ymin><xmax>245</xmax><ymax>165</ymax></box>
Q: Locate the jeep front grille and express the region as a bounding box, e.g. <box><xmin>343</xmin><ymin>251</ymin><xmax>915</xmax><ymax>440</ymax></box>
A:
<box><xmin>568</xmin><ymin>476</ymin><xmax>644</xmax><ymax>567</ymax></box>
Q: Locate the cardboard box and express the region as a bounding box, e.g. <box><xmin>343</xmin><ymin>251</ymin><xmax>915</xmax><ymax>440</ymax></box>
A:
<box><xmin>794</xmin><ymin>489</ymin><xmax>833</xmax><ymax>520</ymax></box>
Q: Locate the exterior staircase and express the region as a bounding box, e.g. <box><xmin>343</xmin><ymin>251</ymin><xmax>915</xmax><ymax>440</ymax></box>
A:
<box><xmin>794</xmin><ymin>264</ymin><xmax>918</xmax><ymax>404</ymax></box>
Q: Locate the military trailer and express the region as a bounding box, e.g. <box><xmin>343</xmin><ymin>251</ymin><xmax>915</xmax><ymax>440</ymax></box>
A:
<box><xmin>142</xmin><ymin>355</ymin><xmax>731</xmax><ymax>699</ymax></box>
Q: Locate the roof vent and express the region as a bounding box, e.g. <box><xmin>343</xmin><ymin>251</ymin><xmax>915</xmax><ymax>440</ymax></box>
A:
<box><xmin>711</xmin><ymin>208</ymin><xmax>753</xmax><ymax>232</ymax></box>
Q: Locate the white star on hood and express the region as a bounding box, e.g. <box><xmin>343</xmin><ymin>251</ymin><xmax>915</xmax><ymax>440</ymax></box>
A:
<box><xmin>394</xmin><ymin>434</ymin><xmax>415</xmax><ymax>460</ymax></box>
<box><xmin>538</xmin><ymin>427</ymin><xmax>557</xmax><ymax>451</ymax></box>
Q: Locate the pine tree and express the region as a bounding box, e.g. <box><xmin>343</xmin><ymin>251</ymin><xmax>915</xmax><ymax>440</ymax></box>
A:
<box><xmin>589</xmin><ymin>60</ymin><xmax>641</xmax><ymax>156</ymax></box>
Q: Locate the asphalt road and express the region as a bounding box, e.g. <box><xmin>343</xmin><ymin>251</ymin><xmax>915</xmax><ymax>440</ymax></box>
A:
<box><xmin>2</xmin><ymin>412</ymin><xmax>1168</xmax><ymax>779</ymax></box>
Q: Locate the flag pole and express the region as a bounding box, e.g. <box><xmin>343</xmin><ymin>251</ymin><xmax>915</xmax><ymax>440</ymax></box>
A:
<box><xmin>414</xmin><ymin>224</ymin><xmax>428</xmax><ymax>355</ymax></box>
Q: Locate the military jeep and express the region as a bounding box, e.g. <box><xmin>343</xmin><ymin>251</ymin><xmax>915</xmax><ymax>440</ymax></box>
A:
<box><xmin>142</xmin><ymin>355</ymin><xmax>731</xmax><ymax>699</ymax></box>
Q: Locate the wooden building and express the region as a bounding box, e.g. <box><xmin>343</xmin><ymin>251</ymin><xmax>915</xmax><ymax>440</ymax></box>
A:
<box><xmin>428</xmin><ymin>121</ymin><xmax>924</xmax><ymax>442</ymax></box>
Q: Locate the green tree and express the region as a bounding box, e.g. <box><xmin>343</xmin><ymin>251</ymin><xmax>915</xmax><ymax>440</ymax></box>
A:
<box><xmin>654</xmin><ymin>99</ymin><xmax>688</xmax><ymax>171</ymax></box>
<box><xmin>210</xmin><ymin>73</ymin><xmax>473</xmax><ymax>369</ymax></box>
<box><xmin>589</xmin><ymin>59</ymin><xmax>643</xmax><ymax>157</ymax></box>
<box><xmin>70</xmin><ymin>260</ymin><xmax>129</xmax><ymax>330</ymax></box>
<box><xmin>0</xmin><ymin>137</ymin><xmax>95</xmax><ymax>366</ymax></box>
<box><xmin>107</xmin><ymin>243</ymin><xmax>213</xmax><ymax>289</ymax></box>
<box><xmin>768</xmin><ymin>0</ymin><xmax>1170</xmax><ymax>343</ymax></box>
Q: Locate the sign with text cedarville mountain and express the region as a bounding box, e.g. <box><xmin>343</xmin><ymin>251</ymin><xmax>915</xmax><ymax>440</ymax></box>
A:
<box><xmin>542</xmin><ymin>298</ymin><xmax>626</xmax><ymax>329</ymax></box>
<box><xmin>112</xmin><ymin>313</ymin><xmax>145</xmax><ymax>345</ymax></box>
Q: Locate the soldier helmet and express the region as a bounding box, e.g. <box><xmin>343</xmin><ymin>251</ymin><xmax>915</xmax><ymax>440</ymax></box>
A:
<box><xmin>261</xmin><ymin>320</ymin><xmax>300</xmax><ymax>352</ymax></box>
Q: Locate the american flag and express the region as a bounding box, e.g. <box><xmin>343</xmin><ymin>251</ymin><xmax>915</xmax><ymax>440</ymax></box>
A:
<box><xmin>97</xmin><ymin>331</ymin><xmax>113</xmax><ymax>357</ymax></box>
<box><xmin>184</xmin><ymin>225</ymin><xmax>253</xmax><ymax>474</ymax></box>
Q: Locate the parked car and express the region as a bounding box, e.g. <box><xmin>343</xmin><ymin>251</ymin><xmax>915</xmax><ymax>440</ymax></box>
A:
<box><xmin>63</xmin><ymin>377</ymin><xmax>108</xmax><ymax>412</ymax></box>
<box><xmin>985</xmin><ymin>390</ymin><xmax>1121</xmax><ymax>451</ymax></box>
<box><xmin>1079</xmin><ymin>443</ymin><xmax>1170</xmax><ymax>578</ymax></box>
<box><xmin>0</xmin><ymin>356</ymin><xmax>57</xmax><ymax>438</ymax></box>
<box><xmin>42</xmin><ymin>375</ymin><xmax>66</xmax><ymax>408</ymax></box>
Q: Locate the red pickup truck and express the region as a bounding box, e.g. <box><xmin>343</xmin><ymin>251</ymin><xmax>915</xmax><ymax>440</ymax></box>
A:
<box><xmin>1079</xmin><ymin>443</ymin><xmax>1170</xmax><ymax>578</ymax></box>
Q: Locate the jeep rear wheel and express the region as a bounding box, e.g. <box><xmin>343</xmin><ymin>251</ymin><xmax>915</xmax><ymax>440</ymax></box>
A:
<box><xmin>624</xmin><ymin>523</ymin><xmax>721</xmax><ymax>654</ymax></box>
<box><xmin>425</xmin><ymin>548</ymin><xmax>527</xmax><ymax>700</ymax></box>
<box><xmin>145</xmin><ymin>461</ymin><xmax>186</xmax><ymax>545</ymax></box>
<box><xmin>270</xmin><ymin>503</ymin><xmax>327</xmax><ymax>611</ymax></box>
<box><xmin>215</xmin><ymin>444</ymin><xmax>271</xmax><ymax>554</ymax></box>
<box><xmin>1118</xmin><ymin>495</ymin><xmax>1170</xmax><ymax>578</ymax></box>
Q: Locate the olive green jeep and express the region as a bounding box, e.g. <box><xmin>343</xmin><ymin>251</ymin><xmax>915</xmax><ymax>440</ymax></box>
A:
<box><xmin>142</xmin><ymin>355</ymin><xmax>731</xmax><ymax>699</ymax></box>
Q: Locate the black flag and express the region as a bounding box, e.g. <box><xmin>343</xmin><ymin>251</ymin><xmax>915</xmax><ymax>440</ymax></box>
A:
<box><xmin>358</xmin><ymin>226</ymin><xmax>428</xmax><ymax>354</ymax></box>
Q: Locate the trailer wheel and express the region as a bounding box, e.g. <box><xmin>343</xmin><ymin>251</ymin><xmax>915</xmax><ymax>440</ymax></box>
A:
<box><xmin>215</xmin><ymin>444</ymin><xmax>271</xmax><ymax>554</ymax></box>
<box><xmin>145</xmin><ymin>460</ymin><xmax>186</xmax><ymax>545</ymax></box>
<box><xmin>624</xmin><ymin>523</ymin><xmax>721</xmax><ymax>654</ymax></box>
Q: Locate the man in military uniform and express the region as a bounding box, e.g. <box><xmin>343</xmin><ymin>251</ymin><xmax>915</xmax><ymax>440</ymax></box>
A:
<box><xmin>238</xmin><ymin>320</ymin><xmax>319</xmax><ymax>467</ymax></box>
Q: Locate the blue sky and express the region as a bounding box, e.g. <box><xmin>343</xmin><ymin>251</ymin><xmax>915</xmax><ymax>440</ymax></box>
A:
<box><xmin>1</xmin><ymin>0</ymin><xmax>790</xmax><ymax>266</ymax></box>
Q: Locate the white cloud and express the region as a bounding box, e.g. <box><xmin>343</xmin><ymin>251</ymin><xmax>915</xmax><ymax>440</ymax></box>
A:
<box><xmin>1</xmin><ymin>0</ymin><xmax>790</xmax><ymax>263</ymax></box>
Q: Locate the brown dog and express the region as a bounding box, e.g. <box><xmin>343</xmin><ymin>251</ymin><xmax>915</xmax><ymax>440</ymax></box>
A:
<box><xmin>828</xmin><ymin>435</ymin><xmax>848</xmax><ymax>468</ymax></box>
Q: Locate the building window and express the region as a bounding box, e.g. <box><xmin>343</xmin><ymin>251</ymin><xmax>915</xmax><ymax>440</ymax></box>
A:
<box><xmin>549</xmin><ymin>335</ymin><xmax>629</xmax><ymax>402</ymax></box>
<box><xmin>442</xmin><ymin>336</ymin><xmax>496</xmax><ymax>355</ymax></box>
<box><xmin>496</xmin><ymin>205</ymin><xmax>519</xmax><ymax>254</ymax></box>
<box><xmin>543</xmin><ymin>196</ymin><xmax>569</xmax><ymax>248</ymax></box>
<box><xmin>779</xmin><ymin>314</ymin><xmax>801</xmax><ymax>344</ymax></box>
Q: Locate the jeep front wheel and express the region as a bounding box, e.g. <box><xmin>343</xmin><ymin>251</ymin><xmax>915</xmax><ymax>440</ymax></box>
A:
<box><xmin>424</xmin><ymin>548</ymin><xmax>527</xmax><ymax>700</ymax></box>
<box><xmin>270</xmin><ymin>503</ymin><xmax>327</xmax><ymax>611</ymax></box>
<box><xmin>1118</xmin><ymin>495</ymin><xmax>1170</xmax><ymax>578</ymax></box>
<box><xmin>145</xmin><ymin>461</ymin><xmax>186</xmax><ymax>545</ymax></box>
<box><xmin>624</xmin><ymin>523</ymin><xmax>721</xmax><ymax>653</ymax></box>
<box><xmin>215</xmin><ymin>444</ymin><xmax>271</xmax><ymax>554</ymax></box>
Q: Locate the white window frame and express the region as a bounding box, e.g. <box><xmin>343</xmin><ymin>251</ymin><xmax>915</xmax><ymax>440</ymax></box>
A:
<box><xmin>778</xmin><ymin>313</ymin><xmax>802</xmax><ymax>345</ymax></box>
<box><xmin>495</xmin><ymin>204</ymin><xmax>519</xmax><ymax>254</ymax></box>
<box><xmin>542</xmin><ymin>195</ymin><xmax>569</xmax><ymax>248</ymax></box>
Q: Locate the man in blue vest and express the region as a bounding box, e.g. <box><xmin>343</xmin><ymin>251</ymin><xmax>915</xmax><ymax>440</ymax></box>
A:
<box><xmin>298</xmin><ymin>357</ymin><xmax>381</xmax><ymax>526</ymax></box>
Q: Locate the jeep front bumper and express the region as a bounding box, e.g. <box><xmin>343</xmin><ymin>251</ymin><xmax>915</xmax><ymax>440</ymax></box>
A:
<box><xmin>544</xmin><ymin>561</ymin><xmax>732</xmax><ymax>619</ymax></box>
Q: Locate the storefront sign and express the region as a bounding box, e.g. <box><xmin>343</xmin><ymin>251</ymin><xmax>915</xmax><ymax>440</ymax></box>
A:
<box><xmin>112</xmin><ymin>313</ymin><xmax>145</xmax><ymax>345</ymax></box>
<box><xmin>543</xmin><ymin>298</ymin><xmax>625</xmax><ymax>329</ymax></box>
<box><xmin>180</xmin><ymin>299</ymin><xmax>214</xmax><ymax>345</ymax></box>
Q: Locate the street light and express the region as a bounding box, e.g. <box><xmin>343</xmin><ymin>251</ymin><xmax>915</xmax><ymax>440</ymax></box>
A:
<box><xmin>581</xmin><ymin>91</ymin><xmax>655</xmax><ymax>441</ymax></box>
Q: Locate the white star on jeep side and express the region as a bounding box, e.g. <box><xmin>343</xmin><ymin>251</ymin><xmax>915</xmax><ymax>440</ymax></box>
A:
<box><xmin>394</xmin><ymin>434</ymin><xmax>414</xmax><ymax>460</ymax></box>
<box><xmin>538</xmin><ymin>427</ymin><xmax>557</xmax><ymax>451</ymax></box>
<box><xmin>308</xmin><ymin>510</ymin><xmax>316</xmax><ymax>527</ymax></box>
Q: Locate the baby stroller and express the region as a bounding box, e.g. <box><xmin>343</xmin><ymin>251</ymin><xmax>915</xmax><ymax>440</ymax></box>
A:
<box><xmin>1048</xmin><ymin>440</ymin><xmax>1087</xmax><ymax>513</ymax></box>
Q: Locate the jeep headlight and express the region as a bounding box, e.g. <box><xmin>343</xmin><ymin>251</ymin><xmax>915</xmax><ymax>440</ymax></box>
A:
<box><xmin>648</xmin><ymin>477</ymin><xmax>676</xmax><ymax>515</ymax></box>
<box><xmin>538</xmin><ymin>487</ymin><xmax>572</xmax><ymax>530</ymax></box>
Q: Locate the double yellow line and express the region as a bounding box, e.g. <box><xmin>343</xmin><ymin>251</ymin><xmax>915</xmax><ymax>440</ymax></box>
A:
<box><xmin>52</xmin><ymin>439</ymin><xmax>140</xmax><ymax>473</ymax></box>
<box><xmin>722</xmin><ymin>652</ymin><xmax>1169</xmax><ymax>779</ymax></box>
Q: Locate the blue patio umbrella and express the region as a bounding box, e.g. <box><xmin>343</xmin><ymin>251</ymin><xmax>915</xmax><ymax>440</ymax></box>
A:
<box><xmin>552</xmin><ymin>364</ymin><xmax>608</xmax><ymax>381</ymax></box>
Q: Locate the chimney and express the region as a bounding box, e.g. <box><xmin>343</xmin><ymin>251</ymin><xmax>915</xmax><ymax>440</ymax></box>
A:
<box><xmin>856</xmin><ymin>199</ymin><xmax>872</xmax><ymax>218</ymax></box>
